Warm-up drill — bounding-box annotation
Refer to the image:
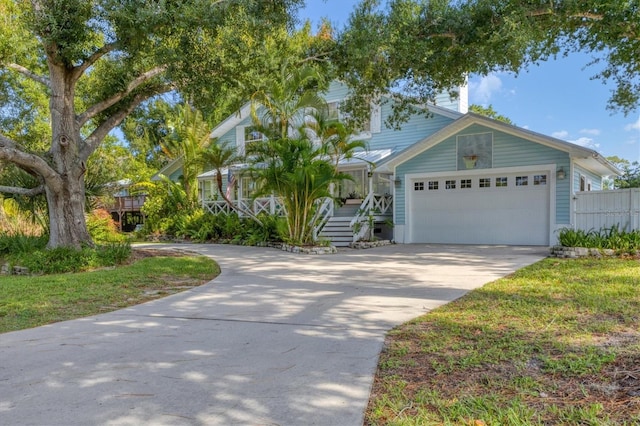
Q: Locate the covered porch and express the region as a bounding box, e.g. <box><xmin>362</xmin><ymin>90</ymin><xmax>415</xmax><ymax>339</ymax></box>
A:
<box><xmin>196</xmin><ymin>150</ymin><xmax>395</xmax><ymax>246</ymax></box>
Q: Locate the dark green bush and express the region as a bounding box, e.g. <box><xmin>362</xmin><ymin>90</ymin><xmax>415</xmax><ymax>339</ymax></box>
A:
<box><xmin>0</xmin><ymin>232</ymin><xmax>47</xmax><ymax>255</ymax></box>
<box><xmin>176</xmin><ymin>211</ymin><xmax>285</xmax><ymax>245</ymax></box>
<box><xmin>1</xmin><ymin>231</ymin><xmax>132</xmax><ymax>274</ymax></box>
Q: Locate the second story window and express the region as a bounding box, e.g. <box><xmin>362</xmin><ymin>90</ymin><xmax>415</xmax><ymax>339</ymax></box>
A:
<box><xmin>244</xmin><ymin>126</ymin><xmax>265</xmax><ymax>144</ymax></box>
<box><xmin>326</xmin><ymin>100</ymin><xmax>375</xmax><ymax>135</ymax></box>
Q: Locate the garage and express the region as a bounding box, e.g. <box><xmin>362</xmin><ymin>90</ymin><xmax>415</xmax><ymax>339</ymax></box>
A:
<box><xmin>409</xmin><ymin>171</ymin><xmax>550</xmax><ymax>245</ymax></box>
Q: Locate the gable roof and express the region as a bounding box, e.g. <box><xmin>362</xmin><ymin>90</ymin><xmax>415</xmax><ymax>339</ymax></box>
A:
<box><xmin>152</xmin><ymin>103</ymin><xmax>252</xmax><ymax>181</ymax></box>
<box><xmin>376</xmin><ymin>112</ymin><xmax>621</xmax><ymax>176</ymax></box>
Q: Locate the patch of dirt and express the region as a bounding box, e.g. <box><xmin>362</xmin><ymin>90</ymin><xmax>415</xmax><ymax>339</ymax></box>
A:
<box><xmin>366</xmin><ymin>324</ymin><xmax>640</xmax><ymax>424</ymax></box>
<box><xmin>127</xmin><ymin>248</ymin><xmax>195</xmax><ymax>263</ymax></box>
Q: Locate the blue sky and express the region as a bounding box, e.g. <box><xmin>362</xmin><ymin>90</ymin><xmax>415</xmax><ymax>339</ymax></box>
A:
<box><xmin>301</xmin><ymin>0</ymin><xmax>640</xmax><ymax>163</ymax></box>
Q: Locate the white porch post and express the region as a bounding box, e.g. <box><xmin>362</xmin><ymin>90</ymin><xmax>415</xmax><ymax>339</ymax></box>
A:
<box><xmin>368</xmin><ymin>170</ymin><xmax>374</xmax><ymax>210</ymax></box>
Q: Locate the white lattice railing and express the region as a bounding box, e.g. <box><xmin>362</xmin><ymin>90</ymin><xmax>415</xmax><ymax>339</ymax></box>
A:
<box><xmin>312</xmin><ymin>197</ymin><xmax>335</xmax><ymax>240</ymax></box>
<box><xmin>202</xmin><ymin>196</ymin><xmax>286</xmax><ymax>217</ymax></box>
<box><xmin>349</xmin><ymin>193</ymin><xmax>393</xmax><ymax>242</ymax></box>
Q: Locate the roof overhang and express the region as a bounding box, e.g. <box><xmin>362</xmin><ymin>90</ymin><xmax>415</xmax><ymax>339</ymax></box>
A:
<box><xmin>152</xmin><ymin>103</ymin><xmax>252</xmax><ymax>181</ymax></box>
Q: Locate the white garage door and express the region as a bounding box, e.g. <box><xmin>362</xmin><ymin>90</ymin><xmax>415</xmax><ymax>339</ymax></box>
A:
<box><xmin>409</xmin><ymin>172</ymin><xmax>550</xmax><ymax>245</ymax></box>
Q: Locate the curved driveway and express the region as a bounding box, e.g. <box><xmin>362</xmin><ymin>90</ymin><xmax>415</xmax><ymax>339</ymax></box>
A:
<box><xmin>0</xmin><ymin>244</ymin><xmax>547</xmax><ymax>425</ymax></box>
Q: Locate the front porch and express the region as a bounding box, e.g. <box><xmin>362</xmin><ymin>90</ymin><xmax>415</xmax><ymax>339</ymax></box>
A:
<box><xmin>201</xmin><ymin>192</ymin><xmax>393</xmax><ymax>246</ymax></box>
<box><xmin>197</xmin><ymin>154</ymin><xmax>395</xmax><ymax>246</ymax></box>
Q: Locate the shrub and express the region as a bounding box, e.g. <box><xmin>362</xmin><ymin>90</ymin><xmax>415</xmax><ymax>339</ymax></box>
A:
<box><xmin>557</xmin><ymin>225</ymin><xmax>640</xmax><ymax>252</ymax></box>
<box><xmin>140</xmin><ymin>177</ymin><xmax>194</xmax><ymax>236</ymax></box>
<box><xmin>0</xmin><ymin>231</ymin><xmax>132</xmax><ymax>274</ymax></box>
<box><xmin>0</xmin><ymin>231</ymin><xmax>47</xmax><ymax>255</ymax></box>
<box><xmin>176</xmin><ymin>211</ymin><xmax>285</xmax><ymax>245</ymax></box>
<box><xmin>87</xmin><ymin>209</ymin><xmax>126</xmax><ymax>243</ymax></box>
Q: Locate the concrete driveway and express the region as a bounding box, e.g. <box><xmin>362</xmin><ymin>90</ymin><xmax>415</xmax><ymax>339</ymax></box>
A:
<box><xmin>0</xmin><ymin>244</ymin><xmax>547</xmax><ymax>425</ymax></box>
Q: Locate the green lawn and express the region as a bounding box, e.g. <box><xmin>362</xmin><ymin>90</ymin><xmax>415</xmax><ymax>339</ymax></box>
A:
<box><xmin>366</xmin><ymin>257</ymin><xmax>640</xmax><ymax>425</ymax></box>
<box><xmin>0</xmin><ymin>254</ymin><xmax>219</xmax><ymax>333</ymax></box>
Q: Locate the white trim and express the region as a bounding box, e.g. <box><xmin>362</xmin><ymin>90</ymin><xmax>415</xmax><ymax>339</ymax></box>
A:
<box><xmin>403</xmin><ymin>164</ymin><xmax>557</xmax><ymax>245</ymax></box>
<box><xmin>325</xmin><ymin>97</ymin><xmax>375</xmax><ymax>140</ymax></box>
<box><xmin>570</xmin><ymin>160</ymin><xmax>576</xmax><ymax>228</ymax></box>
<box><xmin>371</xmin><ymin>103</ymin><xmax>382</xmax><ymax>133</ymax></box>
<box><xmin>211</xmin><ymin>103</ymin><xmax>251</xmax><ymax>138</ymax></box>
<box><xmin>377</xmin><ymin>113</ymin><xmax>620</xmax><ymax>176</ymax></box>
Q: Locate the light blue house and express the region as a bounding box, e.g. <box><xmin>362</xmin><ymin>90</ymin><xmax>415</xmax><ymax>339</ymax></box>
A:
<box><xmin>158</xmin><ymin>81</ymin><xmax>619</xmax><ymax>246</ymax></box>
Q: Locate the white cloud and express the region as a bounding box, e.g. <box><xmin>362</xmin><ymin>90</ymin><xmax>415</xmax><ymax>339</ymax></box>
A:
<box><xmin>469</xmin><ymin>73</ymin><xmax>503</xmax><ymax>105</ymax></box>
<box><xmin>552</xmin><ymin>130</ymin><xmax>569</xmax><ymax>139</ymax></box>
<box><xmin>624</xmin><ymin>116</ymin><xmax>640</xmax><ymax>131</ymax></box>
<box><xmin>570</xmin><ymin>137</ymin><xmax>600</xmax><ymax>150</ymax></box>
<box><xmin>580</xmin><ymin>128</ymin><xmax>601</xmax><ymax>136</ymax></box>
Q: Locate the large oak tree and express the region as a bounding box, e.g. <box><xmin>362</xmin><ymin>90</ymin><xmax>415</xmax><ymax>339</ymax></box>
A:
<box><xmin>336</xmin><ymin>0</ymin><xmax>640</xmax><ymax>124</ymax></box>
<box><xmin>0</xmin><ymin>0</ymin><xmax>301</xmax><ymax>248</ymax></box>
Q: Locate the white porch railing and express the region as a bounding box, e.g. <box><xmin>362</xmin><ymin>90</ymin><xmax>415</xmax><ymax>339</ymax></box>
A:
<box><xmin>349</xmin><ymin>193</ymin><xmax>393</xmax><ymax>242</ymax></box>
<box><xmin>203</xmin><ymin>196</ymin><xmax>286</xmax><ymax>217</ymax></box>
<box><xmin>312</xmin><ymin>197</ymin><xmax>335</xmax><ymax>241</ymax></box>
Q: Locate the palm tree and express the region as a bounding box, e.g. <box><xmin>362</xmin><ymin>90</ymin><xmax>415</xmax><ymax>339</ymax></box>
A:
<box><xmin>250</xmin><ymin>62</ymin><xmax>327</xmax><ymax>140</ymax></box>
<box><xmin>307</xmin><ymin>109</ymin><xmax>368</xmax><ymax>174</ymax></box>
<box><xmin>200</xmin><ymin>140</ymin><xmax>263</xmax><ymax>225</ymax></box>
<box><xmin>248</xmin><ymin>136</ymin><xmax>350</xmax><ymax>245</ymax></box>
<box><xmin>162</xmin><ymin>104</ymin><xmax>212</xmax><ymax>207</ymax></box>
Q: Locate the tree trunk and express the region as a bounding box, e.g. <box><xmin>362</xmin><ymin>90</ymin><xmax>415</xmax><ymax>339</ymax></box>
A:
<box><xmin>45</xmin><ymin>62</ymin><xmax>93</xmax><ymax>249</ymax></box>
<box><xmin>45</xmin><ymin>176</ymin><xmax>92</xmax><ymax>249</ymax></box>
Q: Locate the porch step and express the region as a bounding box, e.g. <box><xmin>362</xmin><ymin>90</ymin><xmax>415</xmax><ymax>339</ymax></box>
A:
<box><xmin>333</xmin><ymin>204</ymin><xmax>361</xmax><ymax>217</ymax></box>
<box><xmin>319</xmin><ymin>216</ymin><xmax>354</xmax><ymax>247</ymax></box>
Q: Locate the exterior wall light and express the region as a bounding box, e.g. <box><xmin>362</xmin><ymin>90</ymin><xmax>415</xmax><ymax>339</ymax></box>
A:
<box><xmin>557</xmin><ymin>167</ymin><xmax>566</xmax><ymax>180</ymax></box>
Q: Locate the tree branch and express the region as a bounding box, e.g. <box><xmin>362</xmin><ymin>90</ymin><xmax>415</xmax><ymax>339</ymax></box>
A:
<box><xmin>6</xmin><ymin>63</ymin><xmax>51</xmax><ymax>88</ymax></box>
<box><xmin>0</xmin><ymin>184</ymin><xmax>45</xmax><ymax>197</ymax></box>
<box><xmin>0</xmin><ymin>133</ymin><xmax>18</xmax><ymax>149</ymax></box>
<box><xmin>0</xmin><ymin>146</ymin><xmax>59</xmax><ymax>184</ymax></box>
<box><xmin>72</xmin><ymin>42</ymin><xmax>118</xmax><ymax>81</ymax></box>
<box><xmin>77</xmin><ymin>65</ymin><xmax>168</xmax><ymax>127</ymax></box>
<box><xmin>80</xmin><ymin>85</ymin><xmax>171</xmax><ymax>162</ymax></box>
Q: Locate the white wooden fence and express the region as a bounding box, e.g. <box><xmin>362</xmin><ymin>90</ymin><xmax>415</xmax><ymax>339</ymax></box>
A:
<box><xmin>574</xmin><ymin>188</ymin><xmax>640</xmax><ymax>231</ymax></box>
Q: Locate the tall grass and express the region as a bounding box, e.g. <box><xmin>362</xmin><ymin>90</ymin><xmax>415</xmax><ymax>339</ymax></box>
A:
<box><xmin>0</xmin><ymin>198</ymin><xmax>46</xmax><ymax>237</ymax></box>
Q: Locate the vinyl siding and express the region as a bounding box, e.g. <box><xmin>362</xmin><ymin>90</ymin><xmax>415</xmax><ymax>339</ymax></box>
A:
<box><xmin>574</xmin><ymin>166</ymin><xmax>603</xmax><ymax>192</ymax></box>
<box><xmin>168</xmin><ymin>169</ymin><xmax>183</xmax><ymax>182</ymax></box>
<box><xmin>367</xmin><ymin>104</ymin><xmax>456</xmax><ymax>152</ymax></box>
<box><xmin>325</xmin><ymin>81</ymin><xmax>458</xmax><ymax>154</ymax></box>
<box><xmin>395</xmin><ymin>124</ymin><xmax>572</xmax><ymax>225</ymax></box>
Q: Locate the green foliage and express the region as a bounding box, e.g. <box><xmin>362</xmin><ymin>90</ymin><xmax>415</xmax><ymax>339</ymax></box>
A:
<box><xmin>119</xmin><ymin>99</ymin><xmax>176</xmax><ymax>172</ymax></box>
<box><xmin>0</xmin><ymin>0</ymin><xmax>304</xmax><ymax>249</ymax></box>
<box><xmin>0</xmin><ymin>231</ymin><xmax>47</xmax><ymax>254</ymax></box>
<box><xmin>177</xmin><ymin>211</ymin><xmax>285</xmax><ymax>245</ymax></box>
<box><xmin>337</xmin><ymin>0</ymin><xmax>640</xmax><ymax>125</ymax></box>
<box><xmin>162</xmin><ymin>104</ymin><xmax>214</xmax><ymax>206</ymax></box>
<box><xmin>139</xmin><ymin>176</ymin><xmax>193</xmax><ymax>235</ymax></box>
<box><xmin>541</xmin><ymin>349</ymin><xmax>616</xmax><ymax>376</ymax></box>
<box><xmin>557</xmin><ymin>226</ymin><xmax>640</xmax><ymax>252</ymax></box>
<box><xmin>248</xmin><ymin>137</ymin><xmax>349</xmax><ymax>245</ymax></box>
<box><xmin>0</xmin><ymin>196</ymin><xmax>46</xmax><ymax>236</ymax></box>
<box><xmin>246</xmin><ymin>63</ymin><xmax>358</xmax><ymax>245</ymax></box>
<box><xmin>608</xmin><ymin>158</ymin><xmax>640</xmax><ymax>189</ymax></box>
<box><xmin>469</xmin><ymin>104</ymin><xmax>514</xmax><ymax>125</ymax></box>
<box><xmin>0</xmin><ymin>230</ymin><xmax>131</xmax><ymax>274</ymax></box>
